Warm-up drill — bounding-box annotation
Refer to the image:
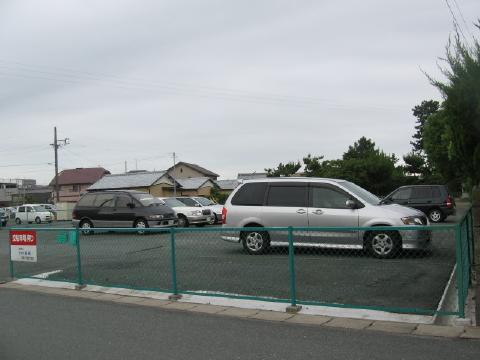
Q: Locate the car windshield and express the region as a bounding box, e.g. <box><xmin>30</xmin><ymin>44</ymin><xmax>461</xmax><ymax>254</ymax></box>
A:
<box><xmin>340</xmin><ymin>181</ymin><xmax>381</xmax><ymax>205</ymax></box>
<box><xmin>132</xmin><ymin>193</ymin><xmax>164</xmax><ymax>207</ymax></box>
<box><xmin>163</xmin><ymin>198</ymin><xmax>187</xmax><ymax>208</ymax></box>
<box><xmin>194</xmin><ymin>197</ymin><xmax>215</xmax><ymax>206</ymax></box>
<box><xmin>177</xmin><ymin>198</ymin><xmax>198</xmax><ymax>207</ymax></box>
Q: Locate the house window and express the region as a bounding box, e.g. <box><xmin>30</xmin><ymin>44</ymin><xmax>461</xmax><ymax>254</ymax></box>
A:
<box><xmin>72</xmin><ymin>185</ymin><xmax>80</xmax><ymax>192</ymax></box>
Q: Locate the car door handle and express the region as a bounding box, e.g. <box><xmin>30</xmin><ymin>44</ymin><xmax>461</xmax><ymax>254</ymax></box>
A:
<box><xmin>296</xmin><ymin>209</ymin><xmax>306</xmax><ymax>214</ymax></box>
<box><xmin>312</xmin><ymin>209</ymin><xmax>323</xmax><ymax>215</ymax></box>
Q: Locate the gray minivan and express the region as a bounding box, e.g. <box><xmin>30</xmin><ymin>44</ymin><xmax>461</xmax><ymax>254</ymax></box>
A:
<box><xmin>72</xmin><ymin>190</ymin><xmax>178</xmax><ymax>232</ymax></box>
<box><xmin>222</xmin><ymin>178</ymin><xmax>430</xmax><ymax>258</ymax></box>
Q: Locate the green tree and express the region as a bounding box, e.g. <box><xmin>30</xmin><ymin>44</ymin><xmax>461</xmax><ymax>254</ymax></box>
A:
<box><xmin>403</xmin><ymin>152</ymin><xmax>426</xmax><ymax>176</ymax></box>
<box><xmin>410</xmin><ymin>100</ymin><xmax>440</xmax><ymax>153</ymax></box>
<box><xmin>428</xmin><ymin>24</ymin><xmax>480</xmax><ymax>187</ymax></box>
<box><xmin>343</xmin><ymin>136</ymin><xmax>378</xmax><ymax>160</ymax></box>
<box><xmin>265</xmin><ymin>161</ymin><xmax>301</xmax><ymax>177</ymax></box>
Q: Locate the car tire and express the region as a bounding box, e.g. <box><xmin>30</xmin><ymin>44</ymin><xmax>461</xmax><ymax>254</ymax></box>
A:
<box><xmin>178</xmin><ymin>215</ymin><xmax>189</xmax><ymax>228</ymax></box>
<box><xmin>428</xmin><ymin>208</ymin><xmax>443</xmax><ymax>223</ymax></box>
<box><xmin>79</xmin><ymin>219</ymin><xmax>94</xmax><ymax>235</ymax></box>
<box><xmin>366</xmin><ymin>230</ymin><xmax>401</xmax><ymax>259</ymax></box>
<box><xmin>208</xmin><ymin>215</ymin><xmax>216</xmax><ymax>225</ymax></box>
<box><xmin>35</xmin><ymin>217</ymin><xmax>41</xmax><ymax>224</ymax></box>
<box><xmin>241</xmin><ymin>229</ymin><xmax>270</xmax><ymax>255</ymax></box>
<box><xmin>134</xmin><ymin>218</ymin><xmax>149</xmax><ymax>234</ymax></box>
<box><xmin>15</xmin><ymin>218</ymin><xmax>21</xmax><ymax>225</ymax></box>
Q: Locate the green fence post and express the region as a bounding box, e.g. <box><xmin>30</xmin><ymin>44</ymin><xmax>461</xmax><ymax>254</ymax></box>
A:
<box><xmin>74</xmin><ymin>228</ymin><xmax>85</xmax><ymax>289</ymax></box>
<box><xmin>286</xmin><ymin>226</ymin><xmax>301</xmax><ymax>313</ymax></box>
<box><xmin>455</xmin><ymin>223</ymin><xmax>465</xmax><ymax>318</ymax></box>
<box><xmin>169</xmin><ymin>228</ymin><xmax>181</xmax><ymax>300</ymax></box>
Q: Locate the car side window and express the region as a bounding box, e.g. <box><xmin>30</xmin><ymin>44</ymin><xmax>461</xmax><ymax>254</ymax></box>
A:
<box><xmin>391</xmin><ymin>188</ymin><xmax>411</xmax><ymax>200</ymax></box>
<box><xmin>116</xmin><ymin>195</ymin><xmax>132</xmax><ymax>208</ymax></box>
<box><xmin>310</xmin><ymin>186</ymin><xmax>350</xmax><ymax>209</ymax></box>
<box><xmin>94</xmin><ymin>193</ymin><xmax>116</xmax><ymax>208</ymax></box>
<box><xmin>18</xmin><ymin>207</ymin><xmax>25</xmax><ymax>213</ymax></box>
<box><xmin>77</xmin><ymin>193</ymin><xmax>96</xmax><ymax>206</ymax></box>
<box><xmin>431</xmin><ymin>187</ymin><xmax>441</xmax><ymax>198</ymax></box>
<box><xmin>266</xmin><ymin>185</ymin><xmax>307</xmax><ymax>207</ymax></box>
<box><xmin>27</xmin><ymin>207</ymin><xmax>33</xmax><ymax>212</ymax></box>
<box><xmin>231</xmin><ymin>183</ymin><xmax>268</xmax><ymax>206</ymax></box>
<box><xmin>411</xmin><ymin>187</ymin><xmax>432</xmax><ymax>199</ymax></box>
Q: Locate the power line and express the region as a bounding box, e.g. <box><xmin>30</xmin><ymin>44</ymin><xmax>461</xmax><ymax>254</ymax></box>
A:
<box><xmin>445</xmin><ymin>0</ymin><xmax>469</xmax><ymax>43</ymax></box>
<box><xmin>452</xmin><ymin>0</ymin><xmax>475</xmax><ymax>40</ymax></box>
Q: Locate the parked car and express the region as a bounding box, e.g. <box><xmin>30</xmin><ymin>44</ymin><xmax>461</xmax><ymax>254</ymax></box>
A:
<box><xmin>192</xmin><ymin>197</ymin><xmax>223</xmax><ymax>224</ymax></box>
<box><xmin>175</xmin><ymin>197</ymin><xmax>214</xmax><ymax>224</ymax></box>
<box><xmin>0</xmin><ymin>209</ymin><xmax>8</xmax><ymax>227</ymax></box>
<box><xmin>72</xmin><ymin>190</ymin><xmax>178</xmax><ymax>233</ymax></box>
<box><xmin>39</xmin><ymin>203</ymin><xmax>57</xmax><ymax>214</ymax></box>
<box><xmin>175</xmin><ymin>196</ymin><xmax>222</xmax><ymax>224</ymax></box>
<box><xmin>381</xmin><ymin>185</ymin><xmax>455</xmax><ymax>223</ymax></box>
<box><xmin>158</xmin><ymin>197</ymin><xmax>211</xmax><ymax>227</ymax></box>
<box><xmin>221</xmin><ymin>178</ymin><xmax>430</xmax><ymax>258</ymax></box>
<box><xmin>15</xmin><ymin>205</ymin><xmax>53</xmax><ymax>224</ymax></box>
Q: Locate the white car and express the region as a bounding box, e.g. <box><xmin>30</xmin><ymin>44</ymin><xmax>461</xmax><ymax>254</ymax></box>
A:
<box><xmin>176</xmin><ymin>197</ymin><xmax>223</xmax><ymax>224</ymax></box>
<box><xmin>158</xmin><ymin>197</ymin><xmax>211</xmax><ymax>227</ymax></box>
<box><xmin>15</xmin><ymin>204</ymin><xmax>53</xmax><ymax>224</ymax></box>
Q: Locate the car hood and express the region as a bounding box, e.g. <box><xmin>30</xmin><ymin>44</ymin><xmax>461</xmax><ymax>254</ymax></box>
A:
<box><xmin>171</xmin><ymin>206</ymin><xmax>204</xmax><ymax>213</ymax></box>
<box><xmin>373</xmin><ymin>203</ymin><xmax>425</xmax><ymax>218</ymax></box>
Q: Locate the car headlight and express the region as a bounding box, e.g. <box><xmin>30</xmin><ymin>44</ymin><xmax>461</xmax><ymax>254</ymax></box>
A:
<box><xmin>148</xmin><ymin>214</ymin><xmax>164</xmax><ymax>220</ymax></box>
<box><xmin>401</xmin><ymin>216</ymin><xmax>423</xmax><ymax>225</ymax></box>
<box><xmin>190</xmin><ymin>210</ymin><xmax>202</xmax><ymax>216</ymax></box>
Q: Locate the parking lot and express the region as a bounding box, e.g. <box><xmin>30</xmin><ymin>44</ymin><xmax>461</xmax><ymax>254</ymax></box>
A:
<box><xmin>0</xmin><ymin>204</ymin><xmax>469</xmax><ymax>314</ymax></box>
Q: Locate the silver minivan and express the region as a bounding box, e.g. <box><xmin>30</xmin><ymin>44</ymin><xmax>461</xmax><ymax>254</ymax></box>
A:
<box><xmin>221</xmin><ymin>178</ymin><xmax>431</xmax><ymax>258</ymax></box>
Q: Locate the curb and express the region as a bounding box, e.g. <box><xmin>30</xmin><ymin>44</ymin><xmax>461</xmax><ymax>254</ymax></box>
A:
<box><xmin>2</xmin><ymin>282</ymin><xmax>479</xmax><ymax>340</ymax></box>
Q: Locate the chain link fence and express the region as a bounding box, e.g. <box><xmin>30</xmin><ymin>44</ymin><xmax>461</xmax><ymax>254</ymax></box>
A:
<box><xmin>7</xmin><ymin>207</ymin><xmax>474</xmax><ymax>318</ymax></box>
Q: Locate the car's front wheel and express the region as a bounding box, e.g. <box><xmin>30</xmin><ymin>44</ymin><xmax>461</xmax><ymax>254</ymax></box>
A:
<box><xmin>208</xmin><ymin>215</ymin><xmax>216</xmax><ymax>225</ymax></box>
<box><xmin>178</xmin><ymin>215</ymin><xmax>189</xmax><ymax>228</ymax></box>
<box><xmin>15</xmin><ymin>218</ymin><xmax>21</xmax><ymax>225</ymax></box>
<box><xmin>35</xmin><ymin>217</ymin><xmax>41</xmax><ymax>224</ymax></box>
<box><xmin>366</xmin><ymin>230</ymin><xmax>401</xmax><ymax>259</ymax></box>
<box><xmin>241</xmin><ymin>230</ymin><xmax>270</xmax><ymax>255</ymax></box>
<box><xmin>79</xmin><ymin>219</ymin><xmax>94</xmax><ymax>235</ymax></box>
<box><xmin>134</xmin><ymin>219</ymin><xmax>149</xmax><ymax>234</ymax></box>
<box><xmin>428</xmin><ymin>208</ymin><xmax>443</xmax><ymax>223</ymax></box>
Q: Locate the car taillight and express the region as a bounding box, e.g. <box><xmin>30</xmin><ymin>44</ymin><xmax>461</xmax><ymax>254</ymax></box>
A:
<box><xmin>222</xmin><ymin>207</ymin><xmax>227</xmax><ymax>225</ymax></box>
<box><xmin>446</xmin><ymin>195</ymin><xmax>453</xmax><ymax>208</ymax></box>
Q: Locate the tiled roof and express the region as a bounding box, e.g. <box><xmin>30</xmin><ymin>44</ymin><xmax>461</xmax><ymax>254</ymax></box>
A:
<box><xmin>50</xmin><ymin>167</ymin><xmax>110</xmax><ymax>186</ymax></box>
<box><xmin>215</xmin><ymin>179</ymin><xmax>240</xmax><ymax>190</ymax></box>
<box><xmin>176</xmin><ymin>177</ymin><xmax>214</xmax><ymax>190</ymax></box>
<box><xmin>88</xmin><ymin>171</ymin><xmax>168</xmax><ymax>190</ymax></box>
<box><xmin>173</xmin><ymin>162</ymin><xmax>219</xmax><ymax>177</ymax></box>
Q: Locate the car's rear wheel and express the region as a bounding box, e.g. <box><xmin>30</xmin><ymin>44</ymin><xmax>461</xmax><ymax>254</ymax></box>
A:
<box><xmin>428</xmin><ymin>208</ymin><xmax>443</xmax><ymax>223</ymax></box>
<box><xmin>241</xmin><ymin>230</ymin><xmax>270</xmax><ymax>255</ymax></box>
<box><xmin>178</xmin><ymin>215</ymin><xmax>189</xmax><ymax>228</ymax></box>
<box><xmin>366</xmin><ymin>231</ymin><xmax>401</xmax><ymax>259</ymax></box>
<box><xmin>208</xmin><ymin>215</ymin><xmax>216</xmax><ymax>225</ymax></box>
<box><xmin>35</xmin><ymin>217</ymin><xmax>41</xmax><ymax>224</ymax></box>
<box><xmin>79</xmin><ymin>219</ymin><xmax>94</xmax><ymax>235</ymax></box>
<box><xmin>15</xmin><ymin>218</ymin><xmax>21</xmax><ymax>225</ymax></box>
<box><xmin>134</xmin><ymin>218</ymin><xmax>149</xmax><ymax>234</ymax></box>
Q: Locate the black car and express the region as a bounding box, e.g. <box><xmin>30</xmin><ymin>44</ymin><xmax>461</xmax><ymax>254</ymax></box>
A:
<box><xmin>382</xmin><ymin>185</ymin><xmax>455</xmax><ymax>223</ymax></box>
<box><xmin>72</xmin><ymin>190</ymin><xmax>178</xmax><ymax>233</ymax></box>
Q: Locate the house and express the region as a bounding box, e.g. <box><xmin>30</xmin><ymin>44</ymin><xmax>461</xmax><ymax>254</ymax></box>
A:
<box><xmin>176</xmin><ymin>177</ymin><xmax>216</xmax><ymax>196</ymax></box>
<box><xmin>168</xmin><ymin>162</ymin><xmax>219</xmax><ymax>181</ymax></box>
<box><xmin>215</xmin><ymin>179</ymin><xmax>240</xmax><ymax>195</ymax></box>
<box><xmin>50</xmin><ymin>167</ymin><xmax>110</xmax><ymax>202</ymax></box>
<box><xmin>88</xmin><ymin>171</ymin><xmax>176</xmax><ymax>196</ymax></box>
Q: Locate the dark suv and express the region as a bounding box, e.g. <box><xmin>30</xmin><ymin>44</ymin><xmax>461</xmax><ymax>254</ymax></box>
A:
<box><xmin>72</xmin><ymin>190</ymin><xmax>178</xmax><ymax>232</ymax></box>
<box><xmin>382</xmin><ymin>185</ymin><xmax>455</xmax><ymax>223</ymax></box>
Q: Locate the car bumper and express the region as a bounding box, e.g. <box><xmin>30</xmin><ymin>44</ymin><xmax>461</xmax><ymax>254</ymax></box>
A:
<box><xmin>400</xmin><ymin>230</ymin><xmax>432</xmax><ymax>250</ymax></box>
<box><xmin>149</xmin><ymin>219</ymin><xmax>178</xmax><ymax>228</ymax></box>
<box><xmin>221</xmin><ymin>234</ymin><xmax>240</xmax><ymax>243</ymax></box>
<box><xmin>186</xmin><ymin>214</ymin><xmax>211</xmax><ymax>225</ymax></box>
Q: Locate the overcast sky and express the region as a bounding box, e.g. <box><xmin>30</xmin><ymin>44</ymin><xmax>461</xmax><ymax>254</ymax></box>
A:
<box><xmin>0</xmin><ymin>0</ymin><xmax>478</xmax><ymax>185</ymax></box>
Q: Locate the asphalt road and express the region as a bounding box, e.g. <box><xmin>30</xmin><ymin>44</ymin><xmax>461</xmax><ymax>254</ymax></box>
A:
<box><xmin>0</xmin><ymin>205</ymin><xmax>469</xmax><ymax>314</ymax></box>
<box><xmin>0</xmin><ymin>288</ymin><xmax>479</xmax><ymax>360</ymax></box>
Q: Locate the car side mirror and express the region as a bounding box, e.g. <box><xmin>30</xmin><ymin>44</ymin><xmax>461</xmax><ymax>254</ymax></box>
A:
<box><xmin>195</xmin><ymin>203</ymin><xmax>202</xmax><ymax>207</ymax></box>
<box><xmin>346</xmin><ymin>200</ymin><xmax>357</xmax><ymax>209</ymax></box>
<box><xmin>127</xmin><ymin>202</ymin><xmax>135</xmax><ymax>209</ymax></box>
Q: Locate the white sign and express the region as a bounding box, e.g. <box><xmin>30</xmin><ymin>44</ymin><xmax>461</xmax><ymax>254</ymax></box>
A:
<box><xmin>10</xmin><ymin>230</ymin><xmax>38</xmax><ymax>262</ymax></box>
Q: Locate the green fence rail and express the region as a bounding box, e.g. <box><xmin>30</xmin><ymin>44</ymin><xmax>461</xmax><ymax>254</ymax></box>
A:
<box><xmin>7</xmin><ymin>208</ymin><xmax>474</xmax><ymax>318</ymax></box>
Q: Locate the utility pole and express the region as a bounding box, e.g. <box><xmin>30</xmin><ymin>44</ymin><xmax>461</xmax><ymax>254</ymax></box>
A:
<box><xmin>173</xmin><ymin>152</ymin><xmax>177</xmax><ymax>197</ymax></box>
<box><xmin>124</xmin><ymin>161</ymin><xmax>127</xmax><ymax>173</ymax></box>
<box><xmin>50</xmin><ymin>127</ymin><xmax>69</xmax><ymax>203</ymax></box>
